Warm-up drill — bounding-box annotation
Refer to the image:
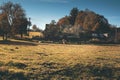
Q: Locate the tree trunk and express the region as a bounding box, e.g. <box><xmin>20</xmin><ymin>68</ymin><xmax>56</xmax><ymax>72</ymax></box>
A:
<box><xmin>2</xmin><ymin>34</ymin><xmax>5</xmax><ymax>40</ymax></box>
<box><xmin>5</xmin><ymin>33</ymin><xmax>8</xmax><ymax>40</ymax></box>
<box><xmin>21</xmin><ymin>33</ymin><xmax>23</xmax><ymax>38</ymax></box>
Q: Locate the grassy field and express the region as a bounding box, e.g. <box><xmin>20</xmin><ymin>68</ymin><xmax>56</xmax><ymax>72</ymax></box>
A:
<box><xmin>0</xmin><ymin>39</ymin><xmax>120</xmax><ymax>80</ymax></box>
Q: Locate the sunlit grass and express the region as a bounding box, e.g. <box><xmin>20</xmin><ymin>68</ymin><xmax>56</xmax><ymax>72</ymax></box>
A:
<box><xmin>0</xmin><ymin>40</ymin><xmax>120</xmax><ymax>79</ymax></box>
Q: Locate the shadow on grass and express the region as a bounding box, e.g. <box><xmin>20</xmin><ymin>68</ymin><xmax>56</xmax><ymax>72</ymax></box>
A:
<box><xmin>0</xmin><ymin>40</ymin><xmax>37</xmax><ymax>46</ymax></box>
<box><xmin>6</xmin><ymin>61</ymin><xmax>27</xmax><ymax>69</ymax></box>
<box><xmin>95</xmin><ymin>44</ymin><xmax>120</xmax><ymax>47</ymax></box>
<box><xmin>0</xmin><ymin>63</ymin><xmax>120</xmax><ymax>80</ymax></box>
<box><xmin>42</xmin><ymin>64</ymin><xmax>120</xmax><ymax>80</ymax></box>
<box><xmin>0</xmin><ymin>68</ymin><xmax>27</xmax><ymax>80</ymax></box>
<box><xmin>90</xmin><ymin>42</ymin><xmax>120</xmax><ymax>46</ymax></box>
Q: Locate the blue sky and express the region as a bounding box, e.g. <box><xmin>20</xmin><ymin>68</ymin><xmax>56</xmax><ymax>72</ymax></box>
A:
<box><xmin>0</xmin><ymin>0</ymin><xmax>120</xmax><ymax>30</ymax></box>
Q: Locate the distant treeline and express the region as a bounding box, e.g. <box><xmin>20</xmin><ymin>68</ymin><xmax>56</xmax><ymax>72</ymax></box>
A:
<box><xmin>0</xmin><ymin>1</ymin><xmax>118</xmax><ymax>43</ymax></box>
<box><xmin>43</xmin><ymin>8</ymin><xmax>117</xmax><ymax>43</ymax></box>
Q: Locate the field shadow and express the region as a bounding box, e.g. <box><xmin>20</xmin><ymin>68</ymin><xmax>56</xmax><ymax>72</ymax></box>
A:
<box><xmin>43</xmin><ymin>64</ymin><xmax>120</xmax><ymax>80</ymax></box>
<box><xmin>1</xmin><ymin>63</ymin><xmax>120</xmax><ymax>80</ymax></box>
<box><xmin>6</xmin><ymin>61</ymin><xmax>27</xmax><ymax>69</ymax></box>
<box><xmin>90</xmin><ymin>42</ymin><xmax>120</xmax><ymax>46</ymax></box>
<box><xmin>0</xmin><ymin>40</ymin><xmax>37</xmax><ymax>46</ymax></box>
<box><xmin>0</xmin><ymin>68</ymin><xmax>27</xmax><ymax>80</ymax></box>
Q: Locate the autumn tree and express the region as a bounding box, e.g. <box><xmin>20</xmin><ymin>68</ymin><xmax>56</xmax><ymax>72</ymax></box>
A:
<box><xmin>0</xmin><ymin>13</ymin><xmax>10</xmax><ymax>40</ymax></box>
<box><xmin>13</xmin><ymin>18</ymin><xmax>28</xmax><ymax>38</ymax></box>
<box><xmin>0</xmin><ymin>1</ymin><xmax>29</xmax><ymax>39</ymax></box>
<box><xmin>57</xmin><ymin>16</ymin><xmax>70</xmax><ymax>26</ymax></box>
<box><xmin>75</xmin><ymin>9</ymin><xmax>110</xmax><ymax>33</ymax></box>
<box><xmin>45</xmin><ymin>8</ymin><xmax>111</xmax><ymax>42</ymax></box>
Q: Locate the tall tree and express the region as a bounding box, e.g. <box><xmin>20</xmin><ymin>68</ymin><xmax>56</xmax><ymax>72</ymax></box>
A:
<box><xmin>0</xmin><ymin>1</ymin><xmax>28</xmax><ymax>39</ymax></box>
<box><xmin>0</xmin><ymin>13</ymin><xmax>10</xmax><ymax>40</ymax></box>
<box><xmin>13</xmin><ymin>18</ymin><xmax>28</xmax><ymax>38</ymax></box>
<box><xmin>70</xmin><ymin>7</ymin><xmax>79</xmax><ymax>25</ymax></box>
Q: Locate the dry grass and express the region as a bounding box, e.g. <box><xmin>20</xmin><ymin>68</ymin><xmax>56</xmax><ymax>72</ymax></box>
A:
<box><xmin>0</xmin><ymin>40</ymin><xmax>120</xmax><ymax>80</ymax></box>
<box><xmin>28</xmin><ymin>32</ymin><xmax>44</xmax><ymax>38</ymax></box>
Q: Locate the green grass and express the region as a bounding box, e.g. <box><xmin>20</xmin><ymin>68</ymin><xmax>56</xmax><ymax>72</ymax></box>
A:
<box><xmin>0</xmin><ymin>39</ymin><xmax>120</xmax><ymax>80</ymax></box>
